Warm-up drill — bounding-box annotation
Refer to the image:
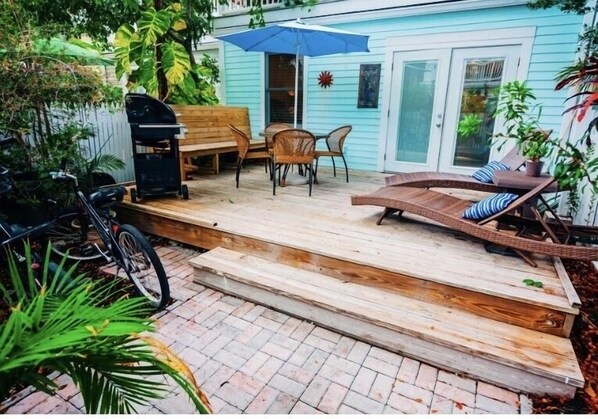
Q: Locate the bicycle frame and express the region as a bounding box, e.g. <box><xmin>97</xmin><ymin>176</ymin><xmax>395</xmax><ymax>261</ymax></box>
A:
<box><xmin>55</xmin><ymin>170</ymin><xmax>128</xmax><ymax>266</ymax></box>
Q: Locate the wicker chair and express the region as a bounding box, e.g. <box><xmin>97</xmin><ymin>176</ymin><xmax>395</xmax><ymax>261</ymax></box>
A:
<box><xmin>351</xmin><ymin>177</ymin><xmax>598</xmax><ymax>266</ymax></box>
<box><xmin>314</xmin><ymin>125</ymin><xmax>352</xmax><ymax>182</ymax></box>
<box><xmin>264</xmin><ymin>123</ymin><xmax>291</xmax><ymax>152</ymax></box>
<box><xmin>384</xmin><ymin>130</ymin><xmax>553</xmax><ymax>191</ymax></box>
<box><xmin>271</xmin><ymin>129</ymin><xmax>316</xmax><ymax>196</ymax></box>
<box><xmin>228</xmin><ymin>124</ymin><xmax>272</xmax><ymax>188</ymax></box>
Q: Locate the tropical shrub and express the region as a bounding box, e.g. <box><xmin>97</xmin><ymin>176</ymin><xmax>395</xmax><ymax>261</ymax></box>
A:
<box><xmin>0</xmin><ymin>245</ymin><xmax>212</xmax><ymax>414</ymax></box>
<box><xmin>551</xmin><ymin>57</ymin><xmax>598</xmax><ymax>214</ymax></box>
<box><xmin>528</xmin><ymin>0</ymin><xmax>598</xmax><ymax>214</ymax></box>
<box><xmin>113</xmin><ymin>2</ymin><xmax>221</xmax><ymax>104</ymax></box>
<box><xmin>0</xmin><ymin>2</ymin><xmax>124</xmax><ymax>217</ymax></box>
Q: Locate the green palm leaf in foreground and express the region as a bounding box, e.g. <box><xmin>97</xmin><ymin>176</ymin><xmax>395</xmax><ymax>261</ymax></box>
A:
<box><xmin>0</xmin><ymin>245</ymin><xmax>212</xmax><ymax>414</ymax></box>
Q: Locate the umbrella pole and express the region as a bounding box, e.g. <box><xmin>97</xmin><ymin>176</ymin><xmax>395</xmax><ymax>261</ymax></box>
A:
<box><xmin>294</xmin><ymin>50</ymin><xmax>299</xmax><ymax>128</ymax></box>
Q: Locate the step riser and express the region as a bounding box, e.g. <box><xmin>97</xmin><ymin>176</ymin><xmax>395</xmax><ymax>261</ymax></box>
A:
<box><xmin>116</xmin><ymin>206</ymin><xmax>574</xmax><ymax>338</ymax></box>
<box><xmin>194</xmin><ymin>266</ymin><xmax>577</xmax><ymax>398</ymax></box>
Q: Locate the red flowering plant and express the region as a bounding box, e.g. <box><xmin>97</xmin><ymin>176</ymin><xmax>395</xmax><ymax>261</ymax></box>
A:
<box><xmin>551</xmin><ymin>28</ymin><xmax>598</xmax><ymax>214</ymax></box>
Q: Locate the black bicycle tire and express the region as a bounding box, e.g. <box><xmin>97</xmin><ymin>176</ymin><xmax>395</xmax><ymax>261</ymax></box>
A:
<box><xmin>116</xmin><ymin>224</ymin><xmax>170</xmax><ymax>309</ymax></box>
<box><xmin>47</xmin><ymin>212</ymin><xmax>107</xmax><ymax>261</ymax></box>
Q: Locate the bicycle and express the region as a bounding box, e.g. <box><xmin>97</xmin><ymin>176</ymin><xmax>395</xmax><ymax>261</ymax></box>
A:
<box><xmin>46</xmin><ymin>161</ymin><xmax>170</xmax><ymax>309</ymax></box>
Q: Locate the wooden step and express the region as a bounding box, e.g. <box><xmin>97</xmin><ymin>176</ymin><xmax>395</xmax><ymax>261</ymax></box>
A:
<box><xmin>189</xmin><ymin>247</ymin><xmax>584</xmax><ymax>398</ymax></box>
<box><xmin>118</xmin><ymin>200</ymin><xmax>579</xmax><ymax>338</ymax></box>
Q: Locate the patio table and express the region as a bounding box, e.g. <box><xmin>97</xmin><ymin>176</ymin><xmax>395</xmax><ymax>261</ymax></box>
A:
<box><xmin>492</xmin><ymin>171</ymin><xmax>558</xmax><ymax>193</ymax></box>
<box><xmin>259</xmin><ymin>130</ymin><xmax>329</xmax><ymax>140</ymax></box>
<box><xmin>260</xmin><ymin>129</ymin><xmax>327</xmax><ymax>186</ymax></box>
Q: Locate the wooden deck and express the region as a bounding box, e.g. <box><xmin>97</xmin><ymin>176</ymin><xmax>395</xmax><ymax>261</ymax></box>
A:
<box><xmin>116</xmin><ymin>163</ymin><xmax>583</xmax><ymax>397</ymax></box>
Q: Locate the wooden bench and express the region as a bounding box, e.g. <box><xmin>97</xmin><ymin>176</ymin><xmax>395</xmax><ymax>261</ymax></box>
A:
<box><xmin>169</xmin><ymin>105</ymin><xmax>266</xmax><ymax>180</ymax></box>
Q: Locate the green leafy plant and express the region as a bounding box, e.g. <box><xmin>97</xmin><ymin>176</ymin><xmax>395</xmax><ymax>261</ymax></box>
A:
<box><xmin>493</xmin><ymin>81</ymin><xmax>552</xmax><ymax>161</ymax></box>
<box><xmin>457</xmin><ymin>114</ymin><xmax>483</xmax><ymax>137</ymax></box>
<box><xmin>527</xmin><ymin>0</ymin><xmax>590</xmax><ymax>14</ymax></box>
<box><xmin>524</xmin><ymin>0</ymin><xmax>598</xmax><ymax>217</ymax></box>
<box><xmin>522</xmin><ymin>278</ymin><xmax>544</xmax><ymax>288</ymax></box>
<box><xmin>0</xmin><ymin>245</ymin><xmax>212</xmax><ymax>414</ymax></box>
<box><xmin>521</xmin><ymin>129</ymin><xmax>552</xmax><ymax>161</ymax></box>
<box><xmin>114</xmin><ymin>0</ymin><xmax>319</xmax><ymax>103</ymax></box>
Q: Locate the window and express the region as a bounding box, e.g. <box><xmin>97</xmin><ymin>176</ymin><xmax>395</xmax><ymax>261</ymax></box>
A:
<box><xmin>266</xmin><ymin>54</ymin><xmax>303</xmax><ymax>125</ymax></box>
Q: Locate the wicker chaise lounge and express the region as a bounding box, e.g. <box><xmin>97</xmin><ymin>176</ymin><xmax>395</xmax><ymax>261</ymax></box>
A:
<box><xmin>351</xmin><ymin>177</ymin><xmax>598</xmax><ymax>265</ymax></box>
<box><xmin>384</xmin><ymin>133</ymin><xmax>552</xmax><ymax>191</ymax></box>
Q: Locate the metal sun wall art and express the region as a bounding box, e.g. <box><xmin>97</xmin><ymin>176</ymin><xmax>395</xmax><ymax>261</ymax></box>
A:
<box><xmin>318</xmin><ymin>71</ymin><xmax>334</xmax><ymax>88</ymax></box>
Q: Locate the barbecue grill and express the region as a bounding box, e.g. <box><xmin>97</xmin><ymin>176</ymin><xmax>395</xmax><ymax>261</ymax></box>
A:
<box><xmin>125</xmin><ymin>93</ymin><xmax>189</xmax><ymax>203</ymax></box>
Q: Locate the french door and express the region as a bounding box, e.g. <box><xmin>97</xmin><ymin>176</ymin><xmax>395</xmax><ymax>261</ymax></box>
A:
<box><xmin>385</xmin><ymin>45</ymin><xmax>520</xmax><ymax>173</ymax></box>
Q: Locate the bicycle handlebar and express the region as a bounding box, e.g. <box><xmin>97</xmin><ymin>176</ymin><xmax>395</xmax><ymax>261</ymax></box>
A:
<box><xmin>51</xmin><ymin>169</ymin><xmax>79</xmax><ymax>186</ymax></box>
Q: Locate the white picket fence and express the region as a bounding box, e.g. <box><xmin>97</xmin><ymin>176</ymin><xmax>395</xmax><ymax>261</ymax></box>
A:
<box><xmin>76</xmin><ymin>106</ymin><xmax>135</xmax><ymax>183</ymax></box>
<box><xmin>25</xmin><ymin>106</ymin><xmax>135</xmax><ymax>183</ymax></box>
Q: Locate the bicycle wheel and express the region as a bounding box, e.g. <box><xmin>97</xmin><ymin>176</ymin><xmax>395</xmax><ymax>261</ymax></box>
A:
<box><xmin>116</xmin><ymin>224</ymin><xmax>169</xmax><ymax>309</ymax></box>
<box><xmin>46</xmin><ymin>212</ymin><xmax>107</xmax><ymax>261</ymax></box>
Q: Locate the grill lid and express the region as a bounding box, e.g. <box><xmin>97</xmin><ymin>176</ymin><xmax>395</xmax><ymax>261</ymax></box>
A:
<box><xmin>125</xmin><ymin>93</ymin><xmax>177</xmax><ymax>124</ymax></box>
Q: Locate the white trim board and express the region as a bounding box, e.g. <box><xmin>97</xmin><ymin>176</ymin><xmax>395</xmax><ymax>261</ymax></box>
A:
<box><xmin>376</xmin><ymin>26</ymin><xmax>536</xmax><ymax>172</ymax></box>
<box><xmin>214</xmin><ymin>0</ymin><xmax>529</xmax><ymax>34</ymax></box>
<box><xmin>260</xmin><ymin>53</ymin><xmax>265</xmax><ymax>131</ymax></box>
<box><xmin>385</xmin><ymin>27</ymin><xmax>536</xmax><ymax>52</ymax></box>
<box><xmin>307</xmin><ymin>0</ymin><xmax>529</xmax><ymax>28</ymax></box>
<box><xmin>218</xmin><ymin>44</ymin><xmax>227</xmax><ymax>105</ymax></box>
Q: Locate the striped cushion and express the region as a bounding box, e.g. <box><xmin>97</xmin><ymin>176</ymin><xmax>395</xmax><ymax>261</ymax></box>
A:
<box><xmin>472</xmin><ymin>161</ymin><xmax>510</xmax><ymax>183</ymax></box>
<box><xmin>462</xmin><ymin>193</ymin><xmax>519</xmax><ymax>220</ymax></box>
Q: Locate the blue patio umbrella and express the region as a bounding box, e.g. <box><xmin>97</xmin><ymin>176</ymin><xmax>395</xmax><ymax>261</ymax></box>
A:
<box><xmin>217</xmin><ymin>19</ymin><xmax>370</xmax><ymax>127</ymax></box>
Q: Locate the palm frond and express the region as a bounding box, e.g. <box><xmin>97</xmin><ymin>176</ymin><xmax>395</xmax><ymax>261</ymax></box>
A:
<box><xmin>87</xmin><ymin>154</ymin><xmax>125</xmax><ymax>173</ymax></box>
<box><xmin>0</xmin><ymin>245</ymin><xmax>211</xmax><ymax>413</ymax></box>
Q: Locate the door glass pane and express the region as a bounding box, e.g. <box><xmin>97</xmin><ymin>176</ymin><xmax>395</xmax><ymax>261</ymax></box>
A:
<box><xmin>396</xmin><ymin>60</ymin><xmax>438</xmax><ymax>164</ymax></box>
<box><xmin>453</xmin><ymin>58</ymin><xmax>504</xmax><ymax>167</ymax></box>
<box><xmin>267</xmin><ymin>54</ymin><xmax>303</xmax><ymax>125</ymax></box>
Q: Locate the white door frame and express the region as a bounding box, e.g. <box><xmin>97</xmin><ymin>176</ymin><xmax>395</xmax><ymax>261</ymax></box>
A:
<box><xmin>377</xmin><ymin>27</ymin><xmax>535</xmax><ymax>172</ymax></box>
<box><xmin>438</xmin><ymin>45</ymin><xmax>522</xmax><ymax>174</ymax></box>
<box><xmin>384</xmin><ymin>49</ymin><xmax>451</xmax><ymax>173</ymax></box>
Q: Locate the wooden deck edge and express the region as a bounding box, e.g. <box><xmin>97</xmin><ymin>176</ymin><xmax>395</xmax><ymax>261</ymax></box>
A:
<box><xmin>552</xmin><ymin>257</ymin><xmax>582</xmax><ymax>308</ymax></box>
<box><xmin>116</xmin><ymin>205</ymin><xmax>577</xmax><ymax>337</ymax></box>
<box><xmin>190</xmin><ymin>260</ymin><xmax>580</xmax><ymax>398</ymax></box>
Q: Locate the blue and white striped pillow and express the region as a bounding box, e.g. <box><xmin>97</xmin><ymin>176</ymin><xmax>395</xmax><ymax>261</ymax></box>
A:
<box><xmin>472</xmin><ymin>161</ymin><xmax>510</xmax><ymax>183</ymax></box>
<box><xmin>462</xmin><ymin>193</ymin><xmax>519</xmax><ymax>220</ymax></box>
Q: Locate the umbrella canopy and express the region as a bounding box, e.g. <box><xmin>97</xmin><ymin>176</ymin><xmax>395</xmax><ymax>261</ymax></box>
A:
<box><xmin>217</xmin><ymin>19</ymin><xmax>369</xmax><ymax>126</ymax></box>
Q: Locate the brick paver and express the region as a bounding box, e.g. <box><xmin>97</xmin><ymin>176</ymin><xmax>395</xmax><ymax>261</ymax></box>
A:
<box><xmin>0</xmin><ymin>243</ymin><xmax>534</xmax><ymax>414</ymax></box>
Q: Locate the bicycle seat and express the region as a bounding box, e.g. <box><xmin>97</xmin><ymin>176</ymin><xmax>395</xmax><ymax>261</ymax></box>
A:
<box><xmin>89</xmin><ymin>186</ymin><xmax>127</xmax><ymax>207</ymax></box>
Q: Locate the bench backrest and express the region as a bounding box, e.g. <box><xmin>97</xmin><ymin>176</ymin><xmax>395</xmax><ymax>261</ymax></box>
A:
<box><xmin>170</xmin><ymin>105</ymin><xmax>252</xmax><ymax>146</ymax></box>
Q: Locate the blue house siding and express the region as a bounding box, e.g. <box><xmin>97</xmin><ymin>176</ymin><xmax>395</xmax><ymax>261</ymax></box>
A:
<box><xmin>220</xmin><ymin>5</ymin><xmax>582</xmax><ymax>172</ymax></box>
<box><xmin>222</xmin><ymin>48</ymin><xmax>263</xmax><ymax>132</ymax></box>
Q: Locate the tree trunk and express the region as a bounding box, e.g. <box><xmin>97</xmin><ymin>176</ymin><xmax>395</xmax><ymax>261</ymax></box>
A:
<box><xmin>154</xmin><ymin>0</ymin><xmax>169</xmax><ymax>100</ymax></box>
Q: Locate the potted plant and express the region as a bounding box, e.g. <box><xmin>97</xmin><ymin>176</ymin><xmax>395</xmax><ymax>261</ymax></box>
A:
<box><xmin>520</xmin><ymin>128</ymin><xmax>552</xmax><ymax>176</ymax></box>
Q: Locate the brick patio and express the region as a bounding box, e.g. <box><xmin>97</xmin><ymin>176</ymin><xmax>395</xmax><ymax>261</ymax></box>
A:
<box><xmin>0</xmin><ymin>243</ymin><xmax>534</xmax><ymax>414</ymax></box>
